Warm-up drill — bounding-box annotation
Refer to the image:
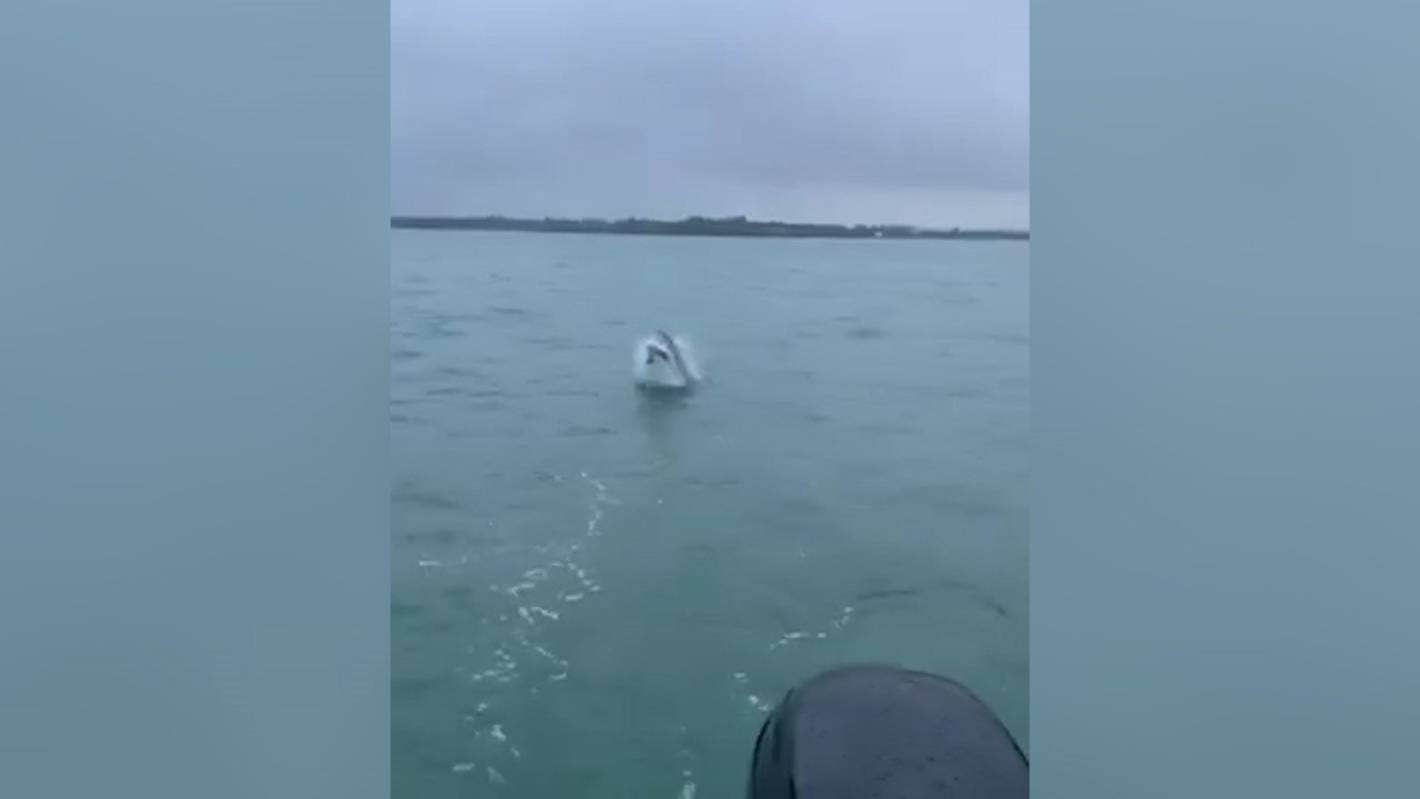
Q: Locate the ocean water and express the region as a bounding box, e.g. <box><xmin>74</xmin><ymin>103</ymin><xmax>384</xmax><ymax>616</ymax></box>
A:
<box><xmin>392</xmin><ymin>230</ymin><xmax>1029</xmax><ymax>797</ymax></box>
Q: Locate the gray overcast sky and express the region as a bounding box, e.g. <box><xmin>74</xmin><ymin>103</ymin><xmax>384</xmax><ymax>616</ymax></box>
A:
<box><xmin>393</xmin><ymin>0</ymin><xmax>1028</xmax><ymax>228</ymax></box>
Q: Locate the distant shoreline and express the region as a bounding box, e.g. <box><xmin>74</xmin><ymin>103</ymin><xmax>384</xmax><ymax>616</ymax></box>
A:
<box><xmin>391</xmin><ymin>215</ymin><xmax>1028</xmax><ymax>241</ymax></box>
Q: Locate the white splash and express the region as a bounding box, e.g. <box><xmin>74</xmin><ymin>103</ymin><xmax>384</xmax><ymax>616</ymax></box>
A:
<box><xmin>471</xmin><ymin>648</ymin><xmax>518</xmax><ymax>684</ymax></box>
<box><xmin>567</xmin><ymin>562</ymin><xmax>601</xmax><ymax>594</ymax></box>
<box><xmin>452</xmin><ymin>762</ymin><xmax>476</xmax><ymax>773</ymax></box>
<box><xmin>526</xmin><ymin>644</ymin><xmax>569</xmax><ymax>673</ymax></box>
<box><xmin>831</xmin><ymin>605</ymin><xmax>856</xmax><ymax>629</ymax></box>
<box><xmin>769</xmin><ymin>631</ymin><xmax>812</xmax><ymax>650</ymax></box>
<box><xmin>633</xmin><ymin>333</ymin><xmax>703</xmax><ymax>388</ymax></box>
<box><xmin>581</xmin><ymin>472</ymin><xmax>615</xmax><ymax>537</ymax></box>
<box><xmin>769</xmin><ymin>605</ymin><xmax>856</xmax><ymax>651</ymax></box>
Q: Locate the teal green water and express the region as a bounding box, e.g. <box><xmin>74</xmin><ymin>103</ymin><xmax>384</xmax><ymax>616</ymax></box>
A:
<box><xmin>392</xmin><ymin>230</ymin><xmax>1028</xmax><ymax>797</ymax></box>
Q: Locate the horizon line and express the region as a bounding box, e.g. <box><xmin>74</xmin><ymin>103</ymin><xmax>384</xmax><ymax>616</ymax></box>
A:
<box><xmin>390</xmin><ymin>212</ymin><xmax>1030</xmax><ymax>235</ymax></box>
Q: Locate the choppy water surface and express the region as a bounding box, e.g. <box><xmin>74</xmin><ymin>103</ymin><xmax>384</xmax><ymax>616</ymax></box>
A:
<box><xmin>392</xmin><ymin>230</ymin><xmax>1028</xmax><ymax>797</ymax></box>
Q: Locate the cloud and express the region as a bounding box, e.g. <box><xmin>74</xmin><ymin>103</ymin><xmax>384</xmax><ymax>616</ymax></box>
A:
<box><xmin>393</xmin><ymin>0</ymin><xmax>1028</xmax><ymax>227</ymax></box>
